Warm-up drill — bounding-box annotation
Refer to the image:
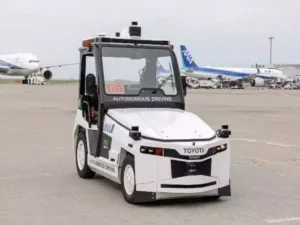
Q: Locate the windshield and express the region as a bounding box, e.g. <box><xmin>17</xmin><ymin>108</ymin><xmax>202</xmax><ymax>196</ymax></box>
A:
<box><xmin>101</xmin><ymin>46</ymin><xmax>178</xmax><ymax>96</ymax></box>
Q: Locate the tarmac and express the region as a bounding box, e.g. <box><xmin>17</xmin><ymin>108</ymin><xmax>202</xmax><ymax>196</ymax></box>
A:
<box><xmin>0</xmin><ymin>84</ymin><xmax>300</xmax><ymax>225</ymax></box>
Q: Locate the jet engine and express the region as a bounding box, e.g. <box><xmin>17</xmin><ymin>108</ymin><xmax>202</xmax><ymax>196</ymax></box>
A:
<box><xmin>250</xmin><ymin>78</ymin><xmax>264</xmax><ymax>87</ymax></box>
<box><xmin>43</xmin><ymin>70</ymin><xmax>52</xmax><ymax>80</ymax></box>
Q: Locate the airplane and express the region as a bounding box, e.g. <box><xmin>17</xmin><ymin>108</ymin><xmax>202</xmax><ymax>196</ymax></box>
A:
<box><xmin>157</xmin><ymin>61</ymin><xmax>223</xmax><ymax>88</ymax></box>
<box><xmin>0</xmin><ymin>53</ymin><xmax>78</xmax><ymax>84</ymax></box>
<box><xmin>156</xmin><ymin>59</ymin><xmax>211</xmax><ymax>80</ymax></box>
<box><xmin>0</xmin><ymin>52</ymin><xmax>182</xmax><ymax>85</ymax></box>
<box><xmin>179</xmin><ymin>45</ymin><xmax>287</xmax><ymax>87</ymax></box>
<box><xmin>156</xmin><ymin>60</ymin><xmax>170</xmax><ymax>74</ymax></box>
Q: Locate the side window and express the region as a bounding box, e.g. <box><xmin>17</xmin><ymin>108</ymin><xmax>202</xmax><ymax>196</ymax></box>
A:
<box><xmin>79</xmin><ymin>54</ymin><xmax>96</xmax><ymax>97</ymax></box>
<box><xmin>86</xmin><ymin>55</ymin><xmax>96</xmax><ymax>77</ymax></box>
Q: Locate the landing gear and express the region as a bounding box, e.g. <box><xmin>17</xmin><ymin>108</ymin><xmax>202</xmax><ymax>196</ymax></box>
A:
<box><xmin>21</xmin><ymin>75</ymin><xmax>45</xmax><ymax>85</ymax></box>
<box><xmin>22</xmin><ymin>77</ymin><xmax>28</xmax><ymax>84</ymax></box>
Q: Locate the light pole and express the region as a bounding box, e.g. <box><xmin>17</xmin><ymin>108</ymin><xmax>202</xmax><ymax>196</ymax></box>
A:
<box><xmin>268</xmin><ymin>36</ymin><xmax>274</xmax><ymax>65</ymax></box>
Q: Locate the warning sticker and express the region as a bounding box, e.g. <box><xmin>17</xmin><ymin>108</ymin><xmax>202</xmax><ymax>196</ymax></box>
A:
<box><xmin>105</xmin><ymin>83</ymin><xmax>125</xmax><ymax>94</ymax></box>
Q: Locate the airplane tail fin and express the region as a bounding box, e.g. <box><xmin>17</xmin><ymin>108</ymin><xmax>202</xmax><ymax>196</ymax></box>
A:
<box><xmin>140</xmin><ymin>61</ymin><xmax>169</xmax><ymax>75</ymax></box>
<box><xmin>156</xmin><ymin>61</ymin><xmax>169</xmax><ymax>74</ymax></box>
<box><xmin>180</xmin><ymin>45</ymin><xmax>199</xmax><ymax>69</ymax></box>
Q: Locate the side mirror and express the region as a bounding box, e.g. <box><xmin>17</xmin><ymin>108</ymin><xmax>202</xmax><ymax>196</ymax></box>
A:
<box><xmin>86</xmin><ymin>74</ymin><xmax>97</xmax><ymax>95</ymax></box>
<box><xmin>181</xmin><ymin>76</ymin><xmax>187</xmax><ymax>96</ymax></box>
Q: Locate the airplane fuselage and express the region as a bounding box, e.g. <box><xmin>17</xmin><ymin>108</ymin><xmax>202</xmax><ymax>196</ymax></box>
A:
<box><xmin>179</xmin><ymin>45</ymin><xmax>288</xmax><ymax>82</ymax></box>
<box><xmin>211</xmin><ymin>66</ymin><xmax>287</xmax><ymax>80</ymax></box>
<box><xmin>0</xmin><ymin>53</ymin><xmax>40</xmax><ymax>77</ymax></box>
<box><xmin>183</xmin><ymin>66</ymin><xmax>287</xmax><ymax>81</ymax></box>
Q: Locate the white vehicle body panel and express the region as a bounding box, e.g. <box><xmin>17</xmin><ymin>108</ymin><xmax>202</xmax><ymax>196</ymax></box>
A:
<box><xmin>73</xmin><ymin>107</ymin><xmax>231</xmax><ymax>201</ymax></box>
<box><xmin>107</xmin><ymin>108</ymin><xmax>216</xmax><ymax>140</ymax></box>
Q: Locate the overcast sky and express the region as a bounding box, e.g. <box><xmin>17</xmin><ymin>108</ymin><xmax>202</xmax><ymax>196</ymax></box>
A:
<box><xmin>1</xmin><ymin>0</ymin><xmax>300</xmax><ymax>79</ymax></box>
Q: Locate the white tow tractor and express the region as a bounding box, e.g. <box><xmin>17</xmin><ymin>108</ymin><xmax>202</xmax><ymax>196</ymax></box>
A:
<box><xmin>72</xmin><ymin>21</ymin><xmax>232</xmax><ymax>204</ymax></box>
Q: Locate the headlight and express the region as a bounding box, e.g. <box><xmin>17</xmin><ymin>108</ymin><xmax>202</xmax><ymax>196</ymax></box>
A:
<box><xmin>217</xmin><ymin>144</ymin><xmax>227</xmax><ymax>151</ymax></box>
<box><xmin>140</xmin><ymin>146</ymin><xmax>163</xmax><ymax>156</ymax></box>
<box><xmin>209</xmin><ymin>144</ymin><xmax>227</xmax><ymax>155</ymax></box>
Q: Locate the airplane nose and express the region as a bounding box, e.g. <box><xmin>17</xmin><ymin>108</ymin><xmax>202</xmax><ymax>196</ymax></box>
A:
<box><xmin>31</xmin><ymin>63</ymin><xmax>39</xmax><ymax>71</ymax></box>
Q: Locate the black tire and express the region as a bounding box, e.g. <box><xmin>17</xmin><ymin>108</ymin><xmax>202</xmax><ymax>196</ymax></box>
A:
<box><xmin>204</xmin><ymin>195</ymin><xmax>220</xmax><ymax>201</ymax></box>
<box><xmin>120</xmin><ymin>155</ymin><xmax>137</xmax><ymax>204</ymax></box>
<box><xmin>75</xmin><ymin>131</ymin><xmax>95</xmax><ymax>179</ymax></box>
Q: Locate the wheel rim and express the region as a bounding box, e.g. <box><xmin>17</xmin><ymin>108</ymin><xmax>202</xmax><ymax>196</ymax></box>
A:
<box><xmin>123</xmin><ymin>164</ymin><xmax>135</xmax><ymax>196</ymax></box>
<box><xmin>77</xmin><ymin>140</ymin><xmax>85</xmax><ymax>171</ymax></box>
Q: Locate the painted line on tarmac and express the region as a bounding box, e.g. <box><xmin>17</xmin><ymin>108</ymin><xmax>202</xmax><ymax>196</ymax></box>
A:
<box><xmin>0</xmin><ymin>172</ymin><xmax>73</xmax><ymax>180</ymax></box>
<box><xmin>2</xmin><ymin>145</ymin><xmax>65</xmax><ymax>149</ymax></box>
<box><xmin>265</xmin><ymin>217</ymin><xmax>300</xmax><ymax>223</ymax></box>
<box><xmin>231</xmin><ymin>138</ymin><xmax>300</xmax><ymax>148</ymax></box>
<box><xmin>0</xmin><ymin>129</ymin><xmax>65</xmax><ymax>134</ymax></box>
<box><xmin>240</xmin><ymin>156</ymin><xmax>300</xmax><ymax>169</ymax></box>
<box><xmin>4</xmin><ymin>139</ymin><xmax>297</xmax><ymax>149</ymax></box>
<box><xmin>2</xmin><ymin>139</ymin><xmax>298</xmax><ymax>149</ymax></box>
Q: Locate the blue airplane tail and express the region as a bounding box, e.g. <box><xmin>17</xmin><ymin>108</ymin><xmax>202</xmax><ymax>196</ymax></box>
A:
<box><xmin>140</xmin><ymin>61</ymin><xmax>169</xmax><ymax>75</ymax></box>
<box><xmin>180</xmin><ymin>45</ymin><xmax>199</xmax><ymax>69</ymax></box>
<box><xmin>156</xmin><ymin>61</ymin><xmax>169</xmax><ymax>74</ymax></box>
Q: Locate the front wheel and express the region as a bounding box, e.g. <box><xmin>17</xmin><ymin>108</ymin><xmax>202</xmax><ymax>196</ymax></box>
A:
<box><xmin>204</xmin><ymin>195</ymin><xmax>221</xmax><ymax>201</ymax></box>
<box><xmin>121</xmin><ymin>155</ymin><xmax>137</xmax><ymax>204</ymax></box>
<box><xmin>75</xmin><ymin>131</ymin><xmax>95</xmax><ymax>179</ymax></box>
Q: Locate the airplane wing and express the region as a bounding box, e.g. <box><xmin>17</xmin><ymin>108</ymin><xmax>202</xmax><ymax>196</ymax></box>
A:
<box><xmin>244</xmin><ymin>73</ymin><xmax>257</xmax><ymax>80</ymax></box>
<box><xmin>0</xmin><ymin>65</ymin><xmax>9</xmax><ymax>74</ymax></box>
<box><xmin>180</xmin><ymin>70</ymin><xmax>210</xmax><ymax>80</ymax></box>
<box><xmin>39</xmin><ymin>63</ymin><xmax>79</xmax><ymax>70</ymax></box>
<box><xmin>242</xmin><ymin>64</ymin><xmax>260</xmax><ymax>81</ymax></box>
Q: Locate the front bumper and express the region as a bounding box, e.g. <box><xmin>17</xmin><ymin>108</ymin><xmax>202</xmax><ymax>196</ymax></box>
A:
<box><xmin>133</xmin><ymin>177</ymin><xmax>231</xmax><ymax>203</ymax></box>
<box><xmin>133</xmin><ymin>140</ymin><xmax>231</xmax><ymax>203</ymax></box>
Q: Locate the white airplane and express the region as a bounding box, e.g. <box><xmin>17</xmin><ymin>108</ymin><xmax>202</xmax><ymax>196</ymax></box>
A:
<box><xmin>156</xmin><ymin>60</ymin><xmax>211</xmax><ymax>84</ymax></box>
<box><xmin>179</xmin><ymin>45</ymin><xmax>287</xmax><ymax>87</ymax></box>
<box><xmin>0</xmin><ymin>53</ymin><xmax>78</xmax><ymax>84</ymax></box>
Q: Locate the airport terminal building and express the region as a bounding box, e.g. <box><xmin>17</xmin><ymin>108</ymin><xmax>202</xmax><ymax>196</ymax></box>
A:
<box><xmin>253</xmin><ymin>63</ymin><xmax>300</xmax><ymax>78</ymax></box>
<box><xmin>274</xmin><ymin>64</ymin><xmax>300</xmax><ymax>78</ymax></box>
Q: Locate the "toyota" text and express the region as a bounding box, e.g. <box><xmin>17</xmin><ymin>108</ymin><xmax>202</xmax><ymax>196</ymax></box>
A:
<box><xmin>184</xmin><ymin>148</ymin><xmax>204</xmax><ymax>154</ymax></box>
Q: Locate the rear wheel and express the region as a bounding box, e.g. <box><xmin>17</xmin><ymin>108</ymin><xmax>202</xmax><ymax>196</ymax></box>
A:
<box><xmin>75</xmin><ymin>131</ymin><xmax>95</xmax><ymax>179</ymax></box>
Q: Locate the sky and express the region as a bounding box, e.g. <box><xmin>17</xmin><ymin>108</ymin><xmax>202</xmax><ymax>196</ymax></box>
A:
<box><xmin>1</xmin><ymin>0</ymin><xmax>300</xmax><ymax>79</ymax></box>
